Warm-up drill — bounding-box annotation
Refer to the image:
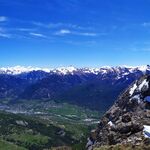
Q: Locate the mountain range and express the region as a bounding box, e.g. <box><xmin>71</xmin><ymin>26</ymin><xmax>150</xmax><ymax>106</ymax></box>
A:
<box><xmin>0</xmin><ymin>65</ymin><xmax>150</xmax><ymax>75</ymax></box>
<box><xmin>0</xmin><ymin>65</ymin><xmax>150</xmax><ymax>111</ymax></box>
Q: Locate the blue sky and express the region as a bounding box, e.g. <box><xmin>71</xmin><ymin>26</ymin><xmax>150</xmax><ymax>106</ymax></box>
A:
<box><xmin>0</xmin><ymin>0</ymin><xmax>150</xmax><ymax>67</ymax></box>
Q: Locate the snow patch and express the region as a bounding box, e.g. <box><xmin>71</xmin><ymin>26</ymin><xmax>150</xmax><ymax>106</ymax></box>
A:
<box><xmin>137</xmin><ymin>65</ymin><xmax>150</xmax><ymax>73</ymax></box>
<box><xmin>130</xmin><ymin>94</ymin><xmax>141</xmax><ymax>103</ymax></box>
<box><xmin>129</xmin><ymin>83</ymin><xmax>137</xmax><ymax>96</ymax></box>
<box><xmin>108</xmin><ymin>121</ymin><xmax>115</xmax><ymax>127</ymax></box>
<box><xmin>143</xmin><ymin>125</ymin><xmax>150</xmax><ymax>138</ymax></box>
<box><xmin>138</xmin><ymin>79</ymin><xmax>149</xmax><ymax>91</ymax></box>
<box><xmin>129</xmin><ymin>79</ymin><xmax>149</xmax><ymax>97</ymax></box>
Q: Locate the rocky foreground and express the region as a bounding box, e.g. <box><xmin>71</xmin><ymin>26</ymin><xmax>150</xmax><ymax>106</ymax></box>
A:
<box><xmin>87</xmin><ymin>75</ymin><xmax>150</xmax><ymax>149</ymax></box>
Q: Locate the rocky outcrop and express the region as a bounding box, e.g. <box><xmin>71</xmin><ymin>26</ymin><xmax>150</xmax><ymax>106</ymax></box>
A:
<box><xmin>87</xmin><ymin>75</ymin><xmax>150</xmax><ymax>149</ymax></box>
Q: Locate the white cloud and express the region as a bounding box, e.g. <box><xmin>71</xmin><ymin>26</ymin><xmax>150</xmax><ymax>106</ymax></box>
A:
<box><xmin>29</xmin><ymin>32</ymin><xmax>46</xmax><ymax>38</ymax></box>
<box><xmin>0</xmin><ymin>26</ymin><xmax>11</xmax><ymax>38</ymax></box>
<box><xmin>32</xmin><ymin>22</ymin><xmax>48</xmax><ymax>28</ymax></box>
<box><xmin>32</xmin><ymin>21</ymin><xmax>90</xmax><ymax>30</ymax></box>
<box><xmin>55</xmin><ymin>29</ymin><xmax>97</xmax><ymax>36</ymax></box>
<box><xmin>0</xmin><ymin>33</ymin><xmax>10</xmax><ymax>38</ymax></box>
<box><xmin>0</xmin><ymin>16</ymin><xmax>8</xmax><ymax>22</ymax></box>
<box><xmin>17</xmin><ymin>28</ymin><xmax>35</xmax><ymax>32</ymax></box>
<box><xmin>55</xmin><ymin>29</ymin><xmax>71</xmax><ymax>35</ymax></box>
<box><xmin>76</xmin><ymin>32</ymin><xmax>97</xmax><ymax>36</ymax></box>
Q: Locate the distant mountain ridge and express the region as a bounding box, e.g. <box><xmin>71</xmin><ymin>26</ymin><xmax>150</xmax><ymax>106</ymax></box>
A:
<box><xmin>0</xmin><ymin>65</ymin><xmax>150</xmax><ymax>75</ymax></box>
<box><xmin>0</xmin><ymin>65</ymin><xmax>150</xmax><ymax>111</ymax></box>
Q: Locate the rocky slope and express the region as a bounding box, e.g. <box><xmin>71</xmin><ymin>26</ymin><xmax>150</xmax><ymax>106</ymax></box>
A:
<box><xmin>87</xmin><ymin>75</ymin><xmax>150</xmax><ymax>149</ymax></box>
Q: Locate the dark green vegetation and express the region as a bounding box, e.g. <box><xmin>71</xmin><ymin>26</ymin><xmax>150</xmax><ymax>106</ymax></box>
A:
<box><xmin>0</xmin><ymin>139</ymin><xmax>27</xmax><ymax>150</ymax></box>
<box><xmin>0</xmin><ymin>100</ymin><xmax>101</xmax><ymax>150</ymax></box>
<box><xmin>0</xmin><ymin>111</ymin><xmax>74</xmax><ymax>150</ymax></box>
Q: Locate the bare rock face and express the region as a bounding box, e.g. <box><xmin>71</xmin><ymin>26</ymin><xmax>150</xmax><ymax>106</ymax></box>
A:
<box><xmin>87</xmin><ymin>75</ymin><xmax>150</xmax><ymax>149</ymax></box>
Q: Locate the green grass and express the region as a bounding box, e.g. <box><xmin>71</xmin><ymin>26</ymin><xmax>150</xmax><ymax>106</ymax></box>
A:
<box><xmin>0</xmin><ymin>111</ymin><xmax>77</xmax><ymax>150</ymax></box>
<box><xmin>0</xmin><ymin>139</ymin><xmax>27</xmax><ymax>150</ymax></box>
<box><xmin>0</xmin><ymin>109</ymin><xmax>94</xmax><ymax>149</ymax></box>
<box><xmin>6</xmin><ymin>133</ymin><xmax>49</xmax><ymax>149</ymax></box>
<box><xmin>48</xmin><ymin>103</ymin><xmax>100</xmax><ymax>120</ymax></box>
<box><xmin>0</xmin><ymin>100</ymin><xmax>103</xmax><ymax>150</ymax></box>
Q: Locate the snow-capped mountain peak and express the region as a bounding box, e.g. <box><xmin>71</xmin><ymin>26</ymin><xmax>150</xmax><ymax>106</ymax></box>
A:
<box><xmin>52</xmin><ymin>66</ymin><xmax>77</xmax><ymax>75</ymax></box>
<box><xmin>0</xmin><ymin>65</ymin><xmax>150</xmax><ymax>75</ymax></box>
<box><xmin>0</xmin><ymin>66</ymin><xmax>51</xmax><ymax>75</ymax></box>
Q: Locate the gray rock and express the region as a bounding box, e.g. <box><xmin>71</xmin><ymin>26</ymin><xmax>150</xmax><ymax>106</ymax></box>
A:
<box><xmin>88</xmin><ymin>75</ymin><xmax>150</xmax><ymax>149</ymax></box>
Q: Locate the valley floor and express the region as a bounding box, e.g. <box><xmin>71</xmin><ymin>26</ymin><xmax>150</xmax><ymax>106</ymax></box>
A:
<box><xmin>0</xmin><ymin>99</ymin><xmax>102</xmax><ymax>150</ymax></box>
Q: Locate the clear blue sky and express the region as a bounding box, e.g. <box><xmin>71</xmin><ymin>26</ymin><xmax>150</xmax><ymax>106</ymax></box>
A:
<box><xmin>0</xmin><ymin>0</ymin><xmax>150</xmax><ymax>67</ymax></box>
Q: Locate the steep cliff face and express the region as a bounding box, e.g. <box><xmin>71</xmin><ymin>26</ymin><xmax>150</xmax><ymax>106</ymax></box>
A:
<box><xmin>87</xmin><ymin>75</ymin><xmax>150</xmax><ymax>149</ymax></box>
